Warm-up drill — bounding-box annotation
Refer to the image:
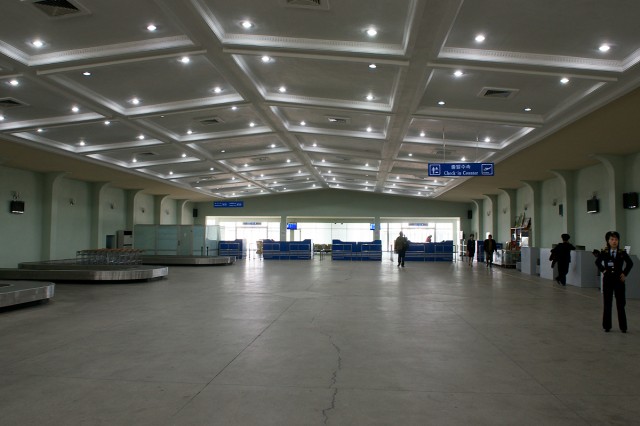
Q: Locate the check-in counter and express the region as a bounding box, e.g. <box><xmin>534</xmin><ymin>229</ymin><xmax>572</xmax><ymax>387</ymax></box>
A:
<box><xmin>542</xmin><ymin>249</ymin><xmax>599</xmax><ymax>287</ymax></box>
<box><xmin>521</xmin><ymin>247</ymin><xmax>540</xmax><ymax>275</ymax></box>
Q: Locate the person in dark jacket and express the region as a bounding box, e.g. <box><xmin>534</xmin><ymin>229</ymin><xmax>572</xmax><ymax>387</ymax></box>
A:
<box><xmin>595</xmin><ymin>231</ymin><xmax>633</xmax><ymax>333</ymax></box>
<box><xmin>394</xmin><ymin>231</ymin><xmax>409</xmax><ymax>267</ymax></box>
<box><xmin>466</xmin><ymin>234</ymin><xmax>476</xmax><ymax>266</ymax></box>
<box><xmin>550</xmin><ymin>233</ymin><xmax>575</xmax><ymax>286</ymax></box>
<box><xmin>483</xmin><ymin>234</ymin><xmax>496</xmax><ymax>267</ymax></box>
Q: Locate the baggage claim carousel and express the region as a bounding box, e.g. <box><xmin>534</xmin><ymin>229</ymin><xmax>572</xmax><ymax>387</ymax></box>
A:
<box><xmin>0</xmin><ymin>252</ymin><xmax>235</xmax><ymax>309</ymax></box>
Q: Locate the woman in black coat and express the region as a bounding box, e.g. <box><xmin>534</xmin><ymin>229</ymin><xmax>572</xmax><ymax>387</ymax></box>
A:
<box><xmin>595</xmin><ymin>231</ymin><xmax>633</xmax><ymax>333</ymax></box>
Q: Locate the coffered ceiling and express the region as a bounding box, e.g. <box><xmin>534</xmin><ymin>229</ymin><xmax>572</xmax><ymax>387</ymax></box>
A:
<box><xmin>2</xmin><ymin>0</ymin><xmax>640</xmax><ymax>202</ymax></box>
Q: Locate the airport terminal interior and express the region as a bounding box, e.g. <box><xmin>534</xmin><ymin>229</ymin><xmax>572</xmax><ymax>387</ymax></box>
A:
<box><xmin>3</xmin><ymin>1</ymin><xmax>640</xmax><ymax>424</ymax></box>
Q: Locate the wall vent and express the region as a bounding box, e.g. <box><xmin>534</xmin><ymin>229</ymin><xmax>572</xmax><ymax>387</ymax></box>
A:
<box><xmin>478</xmin><ymin>87</ymin><xmax>518</xmax><ymax>99</ymax></box>
<box><xmin>0</xmin><ymin>98</ymin><xmax>27</xmax><ymax>108</ymax></box>
<box><xmin>32</xmin><ymin>0</ymin><xmax>86</xmax><ymax>18</ymax></box>
<box><xmin>197</xmin><ymin>116</ymin><xmax>225</xmax><ymax>125</ymax></box>
<box><xmin>282</xmin><ymin>0</ymin><xmax>329</xmax><ymax>10</ymax></box>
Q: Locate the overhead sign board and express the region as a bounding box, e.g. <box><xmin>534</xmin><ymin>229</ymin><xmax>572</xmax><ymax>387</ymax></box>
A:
<box><xmin>427</xmin><ymin>163</ymin><xmax>494</xmax><ymax>177</ymax></box>
<box><xmin>213</xmin><ymin>201</ymin><xmax>244</xmax><ymax>208</ymax></box>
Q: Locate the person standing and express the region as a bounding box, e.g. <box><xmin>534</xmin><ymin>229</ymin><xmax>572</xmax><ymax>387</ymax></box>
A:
<box><xmin>483</xmin><ymin>234</ymin><xmax>496</xmax><ymax>267</ymax></box>
<box><xmin>466</xmin><ymin>234</ymin><xmax>476</xmax><ymax>266</ymax></box>
<box><xmin>394</xmin><ymin>231</ymin><xmax>409</xmax><ymax>267</ymax></box>
<box><xmin>550</xmin><ymin>233</ymin><xmax>575</xmax><ymax>286</ymax></box>
<box><xmin>595</xmin><ymin>231</ymin><xmax>633</xmax><ymax>333</ymax></box>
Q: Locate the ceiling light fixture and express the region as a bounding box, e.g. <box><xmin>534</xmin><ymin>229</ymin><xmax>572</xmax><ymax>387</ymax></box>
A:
<box><xmin>270</xmin><ymin>144</ymin><xmax>276</xmax><ymax>148</ymax></box>
<box><xmin>132</xmin><ymin>158</ymin><xmax>137</xmax><ymax>163</ymax></box>
<box><xmin>169</xmin><ymin>171</ymin><xmax>173</xmax><ymax>175</ymax></box>
<box><xmin>187</xmin><ymin>130</ymin><xmax>193</xmax><ymax>135</ymax></box>
<box><xmin>369</xmin><ymin>64</ymin><xmax>377</xmax><ymax>69</ymax></box>
<box><xmin>249</xmin><ymin>122</ymin><xmax>256</xmax><ymax>127</ymax></box>
<box><xmin>366</xmin><ymin>27</ymin><xmax>377</xmax><ymax>37</ymax></box>
<box><xmin>437</xmin><ymin>101</ymin><xmax>445</xmax><ymax>106</ymax></box>
<box><xmin>475</xmin><ymin>34</ymin><xmax>485</xmax><ymax>43</ymax></box>
<box><xmin>261</xmin><ymin>55</ymin><xmax>271</xmax><ymax>63</ymax></box>
<box><xmin>408</xmin><ymin>153</ymin><xmax>413</xmax><ymax>157</ymax></box>
<box><xmin>71</xmin><ymin>106</ymin><xmax>79</xmax><ymax>113</ymax></box>
<box><xmin>279</xmin><ymin>86</ymin><xmax>287</xmax><ymax>93</ymax></box>
<box><xmin>300</xmin><ymin>121</ymin><xmax>306</xmax><ymax>126</ymax></box>
<box><xmin>453</xmin><ymin>70</ymin><xmax>464</xmax><ymax>77</ymax></box>
<box><xmin>130</xmin><ymin>97</ymin><xmax>140</xmax><ymax>105</ymax></box>
<box><xmin>104</xmin><ymin>120</ymin><xmax>111</xmax><ymax>125</ymax></box>
<box><xmin>366</xmin><ymin>127</ymin><xmax>372</xmax><ymax>132</ymax></box>
<box><xmin>37</xmin><ymin>128</ymin><xmax>43</xmax><ymax>132</ymax></box>
<box><xmin>560</xmin><ymin>77</ymin><xmax>570</xmax><ymax>84</ymax></box>
<box><xmin>420</xmin><ymin>131</ymin><xmax>425</xmax><ymax>137</ymax></box>
<box><xmin>79</xmin><ymin>140</ymin><xmax>85</xmax><ymax>146</ymax></box>
<box><xmin>147</xmin><ymin>24</ymin><xmax>157</xmax><ymax>32</ymax></box>
<box><xmin>9</xmin><ymin>79</ymin><xmax>19</xmax><ymax>86</ymax></box>
<box><xmin>599</xmin><ymin>44</ymin><xmax>611</xmax><ymax>52</ymax></box>
<box><xmin>213</xmin><ymin>86</ymin><xmax>222</xmax><ymax>93</ymax></box>
<box><xmin>181</xmin><ymin>153</ymin><xmax>187</xmax><ymax>158</ymax></box>
<box><xmin>286</xmin><ymin>159</ymin><xmax>291</xmax><ymax>163</ymax></box>
<box><xmin>180</xmin><ymin>56</ymin><xmax>190</xmax><ymax>64</ymax></box>
<box><xmin>365</xmin><ymin>163</ymin><xmax>369</xmax><ymax>167</ymax></box>
<box><xmin>366</xmin><ymin>94</ymin><xmax>374</xmax><ymax>101</ymax></box>
<box><xmin>138</xmin><ymin>134</ymin><xmax>145</xmax><ymax>140</ymax></box>
<box><xmin>0</xmin><ymin>115</ymin><xmax>4</xmax><ymax>121</ymax></box>
<box><xmin>32</xmin><ymin>39</ymin><xmax>44</xmax><ymax>48</ymax></box>
<box><xmin>524</xmin><ymin>107</ymin><xmax>532</xmax><ymax>112</ymax></box>
<box><xmin>484</xmin><ymin>137</ymin><xmax>490</xmax><ymax>142</ymax></box>
<box><xmin>241</xmin><ymin>20</ymin><xmax>253</xmax><ymax>29</ymax></box>
<box><xmin>210</xmin><ymin>167</ymin><xmax>214</xmax><ymax>171</ymax></box>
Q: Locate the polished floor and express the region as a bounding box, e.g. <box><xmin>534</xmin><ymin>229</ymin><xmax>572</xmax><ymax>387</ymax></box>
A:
<box><xmin>2</xmin><ymin>256</ymin><xmax>639</xmax><ymax>425</ymax></box>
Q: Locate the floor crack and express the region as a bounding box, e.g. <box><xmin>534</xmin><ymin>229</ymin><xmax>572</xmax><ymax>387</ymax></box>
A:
<box><xmin>320</xmin><ymin>331</ymin><xmax>342</xmax><ymax>424</ymax></box>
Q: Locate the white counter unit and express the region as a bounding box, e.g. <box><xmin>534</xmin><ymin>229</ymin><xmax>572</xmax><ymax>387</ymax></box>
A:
<box><xmin>521</xmin><ymin>247</ymin><xmax>540</xmax><ymax>275</ymax></box>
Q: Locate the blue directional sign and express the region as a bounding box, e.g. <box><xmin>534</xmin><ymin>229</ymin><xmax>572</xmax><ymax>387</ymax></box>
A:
<box><xmin>213</xmin><ymin>201</ymin><xmax>244</xmax><ymax>208</ymax></box>
<box><xmin>427</xmin><ymin>163</ymin><xmax>494</xmax><ymax>177</ymax></box>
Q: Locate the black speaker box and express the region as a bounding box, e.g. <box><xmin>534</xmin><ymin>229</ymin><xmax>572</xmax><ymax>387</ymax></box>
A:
<box><xmin>623</xmin><ymin>192</ymin><xmax>638</xmax><ymax>209</ymax></box>
<box><xmin>467</xmin><ymin>210</ymin><xmax>472</xmax><ymax>219</ymax></box>
<box><xmin>587</xmin><ymin>198</ymin><xmax>599</xmax><ymax>214</ymax></box>
<box><xmin>193</xmin><ymin>208</ymin><xmax>198</xmax><ymax>218</ymax></box>
<box><xmin>10</xmin><ymin>200</ymin><xmax>25</xmax><ymax>214</ymax></box>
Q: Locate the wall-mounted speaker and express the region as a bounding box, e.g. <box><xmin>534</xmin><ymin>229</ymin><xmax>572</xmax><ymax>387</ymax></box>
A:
<box><xmin>467</xmin><ymin>210</ymin><xmax>472</xmax><ymax>219</ymax></box>
<box><xmin>193</xmin><ymin>208</ymin><xmax>198</xmax><ymax>218</ymax></box>
<box><xmin>10</xmin><ymin>200</ymin><xmax>25</xmax><ymax>214</ymax></box>
<box><xmin>623</xmin><ymin>192</ymin><xmax>638</xmax><ymax>209</ymax></box>
<box><xmin>558</xmin><ymin>204</ymin><xmax>563</xmax><ymax>217</ymax></box>
<box><xmin>587</xmin><ymin>197</ymin><xmax>599</xmax><ymax>214</ymax></box>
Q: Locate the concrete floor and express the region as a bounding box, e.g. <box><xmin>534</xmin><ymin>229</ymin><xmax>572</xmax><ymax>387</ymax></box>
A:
<box><xmin>1</xmin><ymin>257</ymin><xmax>639</xmax><ymax>425</ymax></box>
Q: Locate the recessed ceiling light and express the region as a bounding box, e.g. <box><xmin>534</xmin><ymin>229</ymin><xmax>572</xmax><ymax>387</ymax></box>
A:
<box><xmin>366</xmin><ymin>126</ymin><xmax>372</xmax><ymax>132</ymax></box>
<box><xmin>560</xmin><ymin>77</ymin><xmax>570</xmax><ymax>84</ymax></box>
<box><xmin>169</xmin><ymin>171</ymin><xmax>173</xmax><ymax>175</ymax></box>
<box><xmin>180</xmin><ymin>56</ymin><xmax>190</xmax><ymax>64</ymax></box>
<box><xmin>369</xmin><ymin>64</ymin><xmax>377</xmax><ymax>69</ymax></box>
<box><xmin>32</xmin><ymin>39</ymin><xmax>44</xmax><ymax>48</ymax></box>
<box><xmin>366</xmin><ymin>94</ymin><xmax>374</xmax><ymax>101</ymax></box>
<box><xmin>420</xmin><ymin>131</ymin><xmax>425</xmax><ymax>137</ymax></box>
<box><xmin>484</xmin><ymin>137</ymin><xmax>491</xmax><ymax>142</ymax></box>
<box><xmin>286</xmin><ymin>159</ymin><xmax>291</xmax><ymax>163</ymax></box>
<box><xmin>298</xmin><ymin>170</ymin><xmax>302</xmax><ymax>173</ymax></box>
<box><xmin>249</xmin><ymin>122</ymin><xmax>256</xmax><ymax>127</ymax></box>
<box><xmin>408</xmin><ymin>153</ymin><xmax>413</xmax><ymax>157</ymax></box>
<box><xmin>461</xmin><ymin>156</ymin><xmax>466</xmax><ymax>161</ymax></box>
<box><xmin>104</xmin><ymin>120</ymin><xmax>111</xmax><ymax>125</ymax></box>
<box><xmin>130</xmin><ymin>97</ymin><xmax>140</xmax><ymax>105</ymax></box>
<box><xmin>231</xmin><ymin>106</ymin><xmax>238</xmax><ymax>111</ymax></box>
<box><xmin>524</xmin><ymin>107</ymin><xmax>532</xmax><ymax>112</ymax></box>
<box><xmin>365</xmin><ymin>163</ymin><xmax>369</xmax><ymax>167</ymax></box>
<box><xmin>261</xmin><ymin>55</ymin><xmax>271</xmax><ymax>63</ymax></box>
<box><xmin>187</xmin><ymin>130</ymin><xmax>193</xmax><ymax>135</ymax></box>
<box><xmin>244</xmin><ymin>163</ymin><xmax>248</xmax><ymax>167</ymax></box>
<box><xmin>312</xmin><ymin>142</ymin><xmax>317</xmax><ymax>147</ymax></box>
<box><xmin>599</xmin><ymin>44</ymin><xmax>611</xmax><ymax>52</ymax></box>
<box><xmin>79</xmin><ymin>140</ymin><xmax>85</xmax><ymax>146</ymax></box>
<box><xmin>396</xmin><ymin>176</ymin><xmax>399</xmax><ymax>179</ymax></box>
<box><xmin>213</xmin><ymin>86</ymin><xmax>222</xmax><ymax>93</ymax></box>
<box><xmin>210</xmin><ymin>167</ymin><xmax>214</xmax><ymax>171</ymax></box>
<box><xmin>9</xmin><ymin>79</ymin><xmax>19</xmax><ymax>86</ymax></box>
<box><xmin>300</xmin><ymin>121</ymin><xmax>306</xmax><ymax>126</ymax></box>
<box><xmin>273</xmin><ymin>181</ymin><xmax>277</xmax><ymax>184</ymax></box>
<box><xmin>37</xmin><ymin>128</ymin><xmax>43</xmax><ymax>132</ymax></box>
<box><xmin>260</xmin><ymin>174</ymin><xmax>264</xmax><ymax>177</ymax></box>
<box><xmin>475</xmin><ymin>34</ymin><xmax>485</xmax><ymax>43</ymax></box>
<box><xmin>438</xmin><ymin>101</ymin><xmax>445</xmax><ymax>106</ymax></box>
<box><xmin>138</xmin><ymin>134</ymin><xmax>145</xmax><ymax>140</ymax></box>
<box><xmin>221</xmin><ymin>149</ymin><xmax>226</xmax><ymax>153</ymax></box>
<box><xmin>366</xmin><ymin>27</ymin><xmax>377</xmax><ymax>37</ymax></box>
<box><xmin>328</xmin><ymin>170</ymin><xmax>332</xmax><ymax>174</ymax></box>
<box><xmin>279</xmin><ymin>86</ymin><xmax>287</xmax><ymax>93</ymax></box>
<box><xmin>71</xmin><ymin>106</ymin><xmax>79</xmax><ymax>113</ymax></box>
<box><xmin>181</xmin><ymin>153</ymin><xmax>187</xmax><ymax>158</ymax></box>
<box><xmin>132</xmin><ymin>158</ymin><xmax>137</xmax><ymax>163</ymax></box>
<box><xmin>321</xmin><ymin>158</ymin><xmax>325</xmax><ymax>162</ymax></box>
<box><xmin>270</xmin><ymin>144</ymin><xmax>276</xmax><ymax>148</ymax></box>
<box><xmin>241</xmin><ymin>20</ymin><xmax>253</xmax><ymax>29</ymax></box>
<box><xmin>147</xmin><ymin>24</ymin><xmax>157</xmax><ymax>32</ymax></box>
<box><xmin>453</xmin><ymin>70</ymin><xmax>464</xmax><ymax>77</ymax></box>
